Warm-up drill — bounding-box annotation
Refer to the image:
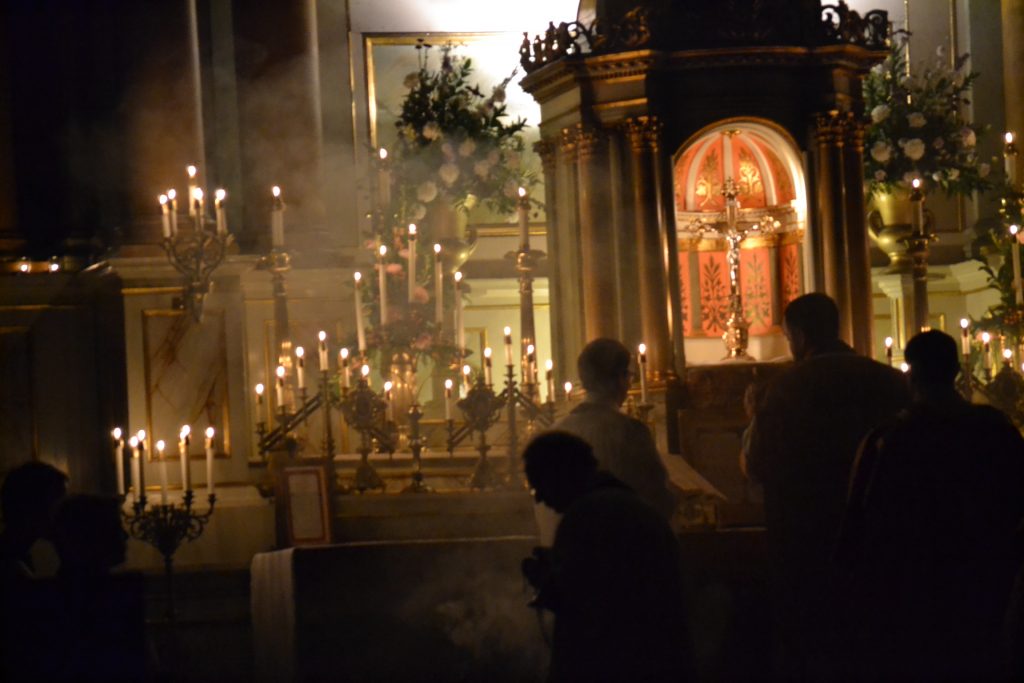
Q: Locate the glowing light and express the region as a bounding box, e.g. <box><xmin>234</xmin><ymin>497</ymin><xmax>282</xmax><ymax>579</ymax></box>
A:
<box><xmin>983</xmin><ymin>332</ymin><xmax>992</xmax><ymax>344</ymax></box>
<box><xmin>408</xmin><ymin>223</ymin><xmax>417</xmax><ymax>236</ymax></box>
<box><xmin>1007</xmin><ymin>132</ymin><xmax>1015</xmax><ymax>145</ymax></box>
<box><xmin>205</xmin><ymin>426</ymin><xmax>215</xmax><ymax>439</ymax></box>
<box><xmin>361</xmin><ymin>364</ymin><xmax>370</xmax><ymax>377</ymax></box>
<box><xmin>564</xmin><ymin>381</ymin><xmax>573</xmax><ymax>394</ymax></box>
<box><xmin>354</xmin><ymin>271</ymin><xmax>362</xmax><ymax>283</ymax></box>
<box><xmin>193</xmin><ymin>187</ymin><xmax>204</xmax><ymax>202</ymax></box>
<box><xmin>463</xmin><ymin>364</ymin><xmax>472</xmax><ymax>376</ymax></box>
<box><xmin>484</xmin><ymin>347</ymin><xmax>492</xmax><ymax>359</ymax></box>
<box><xmin>900</xmin><ymin>362</ymin><xmax>909</xmax><ymax>373</ymax></box>
<box><xmin>180</xmin><ymin>425</ymin><xmax>191</xmax><ymax>439</ymax></box>
<box><xmin>272</xmin><ymin>185</ymin><xmax>281</xmax><ymax>198</ymax></box>
<box><xmin>383</xmin><ymin>381</ymin><xmax>393</xmax><ymax>392</ymax></box>
<box><xmin>960</xmin><ymin>318</ymin><xmax>969</xmax><ymax>329</ymax></box>
<box><xmin>187</xmin><ymin>165</ymin><xmax>197</xmax><ymax>179</ymax></box>
<box><xmin>379</xmin><ymin>148</ymin><xmax>388</xmax><ymax>160</ymax></box>
<box><xmin>295</xmin><ymin>346</ymin><xmax>304</xmax><ymax>358</ymax></box>
<box><xmin>112</xmin><ymin>427</ymin><xmax>122</xmax><ymax>440</ymax></box>
<box><xmin>159</xmin><ymin>194</ymin><xmax>168</xmax><ymax>206</ymax></box>
<box><xmin>1004</xmin><ymin>349</ymin><xmax>1014</xmax><ymax>360</ymax></box>
<box><xmin>638</xmin><ymin>343</ymin><xmax>647</xmax><ymax>355</ymax></box>
<box><xmin>503</xmin><ymin>325</ymin><xmax>512</xmax><ymax>336</ymax></box>
<box><xmin>129</xmin><ymin>436</ymin><xmax>138</xmax><ymax>448</ymax></box>
<box><xmin>433</xmin><ymin>243</ymin><xmax>441</xmax><ymax>255</ymax></box>
<box><xmin>444</xmin><ymin>379</ymin><xmax>453</xmax><ymax>390</ymax></box>
<box><xmin>379</xmin><ymin>245</ymin><xmax>387</xmax><ymax>257</ymax></box>
<box><xmin>167</xmin><ymin>189</ymin><xmax>177</xmax><ymax>201</ymax></box>
<box><xmin>215</xmin><ymin>188</ymin><xmax>226</xmax><ymax>202</ymax></box>
<box><xmin>255</xmin><ymin>383</ymin><xmax>265</xmax><ymax>396</ymax></box>
<box><xmin>276</xmin><ymin>365</ymin><xmax>286</xmax><ymax>379</ymax></box>
<box><xmin>48</xmin><ymin>262</ymin><xmax>59</xmax><ymax>273</ymax></box>
<box><xmin>156</xmin><ymin>440</ymin><xmax>166</xmax><ymax>453</ymax></box>
<box><xmin>911</xmin><ymin>178</ymin><xmax>921</xmax><ymax>189</ymax></box>
<box><xmin>318</xmin><ymin>330</ymin><xmax>327</xmax><ymax>343</ymax></box>
<box><xmin>545</xmin><ymin>359</ymin><xmax>553</xmax><ymax>371</ymax></box>
<box><xmin>136</xmin><ymin>430</ymin><xmax>146</xmax><ymax>442</ymax></box>
<box><xmin>1013</xmin><ymin>224</ymin><xmax>1021</xmax><ymax>236</ymax></box>
<box><xmin>454</xmin><ymin>271</ymin><xmax>463</xmax><ymax>283</ymax></box>
<box><xmin>517</xmin><ymin>186</ymin><xmax>527</xmax><ymax>198</ymax></box>
<box><xmin>527</xmin><ymin>344</ymin><xmax>535</xmax><ymax>356</ymax></box>
<box><xmin>884</xmin><ymin>337</ymin><xmax>893</xmax><ymax>349</ymax></box>
<box><xmin>340</xmin><ymin>348</ymin><xmax>349</xmax><ymax>360</ymax></box>
<box><xmin>18</xmin><ymin>262</ymin><xmax>29</xmax><ymax>273</ymax></box>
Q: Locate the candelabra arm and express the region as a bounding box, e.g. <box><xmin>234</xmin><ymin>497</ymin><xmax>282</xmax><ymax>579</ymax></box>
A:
<box><xmin>258</xmin><ymin>392</ymin><xmax>323</xmax><ymax>454</ymax></box>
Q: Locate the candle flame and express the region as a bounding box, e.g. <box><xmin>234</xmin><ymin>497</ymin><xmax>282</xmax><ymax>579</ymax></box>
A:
<box><xmin>112</xmin><ymin>427</ymin><xmax>122</xmax><ymax>440</ymax></box>
<box><xmin>159</xmin><ymin>194</ymin><xmax>168</xmax><ymax>206</ymax></box>
<box><xmin>564</xmin><ymin>381</ymin><xmax>573</xmax><ymax>394</ymax></box>
<box><xmin>1006</xmin><ymin>132</ymin><xmax>1015</xmax><ymax>145</ymax></box>
<box><xmin>272</xmin><ymin>185</ymin><xmax>281</xmax><ymax>198</ymax></box>
<box><xmin>215</xmin><ymin>188</ymin><xmax>226</xmax><ymax>202</ymax></box>
<box><xmin>527</xmin><ymin>344</ymin><xmax>535</xmax><ymax>356</ymax></box>
<box><xmin>545</xmin><ymin>359</ymin><xmax>553</xmax><ymax>371</ymax></box>
<box><xmin>638</xmin><ymin>343</ymin><xmax>647</xmax><ymax>354</ymax></box>
<box><xmin>445</xmin><ymin>379</ymin><xmax>453</xmax><ymax>390</ymax></box>
<box><xmin>983</xmin><ymin>332</ymin><xmax>992</xmax><ymax>343</ymax></box>
<box><xmin>340</xmin><ymin>348</ymin><xmax>349</xmax><ymax>360</ymax></box>
<box><xmin>48</xmin><ymin>262</ymin><xmax>59</xmax><ymax>273</ymax></box>
<box><xmin>1013</xmin><ymin>224</ymin><xmax>1021</xmax><ymax>236</ymax></box>
<box><xmin>187</xmin><ymin>165</ymin><xmax>197</xmax><ymax>179</ymax></box>
<box><xmin>884</xmin><ymin>336</ymin><xmax>893</xmax><ymax>349</ymax></box>
<box><xmin>295</xmin><ymin>346</ymin><xmax>304</xmax><ymax>358</ymax></box>
<box><xmin>911</xmin><ymin>178</ymin><xmax>921</xmax><ymax>189</ymax></box>
<box><xmin>354</xmin><ymin>271</ymin><xmax>362</xmax><ymax>282</ymax></box>
<box><xmin>136</xmin><ymin>430</ymin><xmax>146</xmax><ymax>442</ymax></box>
<box><xmin>255</xmin><ymin>383</ymin><xmax>265</xmax><ymax>396</ymax></box>
<box><xmin>129</xmin><ymin>436</ymin><xmax>139</xmax><ymax>448</ymax></box>
<box><xmin>900</xmin><ymin>362</ymin><xmax>909</xmax><ymax>373</ymax></box>
<box><xmin>379</xmin><ymin>245</ymin><xmax>387</xmax><ymax>257</ymax></box>
<box><xmin>408</xmin><ymin>223</ymin><xmax>417</xmax><ymax>236</ymax></box>
<box><xmin>180</xmin><ymin>425</ymin><xmax>191</xmax><ymax>439</ymax></box>
<box><xmin>361</xmin><ymin>364</ymin><xmax>370</xmax><ymax>377</ymax></box>
<box><xmin>960</xmin><ymin>318</ymin><xmax>969</xmax><ymax>329</ymax></box>
<box><xmin>167</xmin><ymin>189</ymin><xmax>177</xmax><ymax>201</ymax></box>
<box><xmin>1004</xmin><ymin>348</ymin><xmax>1014</xmax><ymax>360</ymax></box>
<box><xmin>18</xmin><ymin>262</ymin><xmax>29</xmax><ymax>273</ymax></box>
<box><xmin>383</xmin><ymin>381</ymin><xmax>393</xmax><ymax>392</ymax></box>
<box><xmin>156</xmin><ymin>440</ymin><xmax>166</xmax><ymax>453</ymax></box>
<box><xmin>454</xmin><ymin>271</ymin><xmax>463</xmax><ymax>283</ymax></box>
<box><xmin>318</xmin><ymin>330</ymin><xmax>327</xmax><ymax>342</ymax></box>
<box><xmin>504</xmin><ymin>326</ymin><xmax>512</xmax><ymax>337</ymax></box>
<box><xmin>461</xmin><ymin>364</ymin><xmax>471</xmax><ymax>377</ymax></box>
<box><xmin>484</xmin><ymin>347</ymin><xmax>492</xmax><ymax>359</ymax></box>
<box><xmin>276</xmin><ymin>365</ymin><xmax>286</xmax><ymax>379</ymax></box>
<box><xmin>433</xmin><ymin>243</ymin><xmax>441</xmax><ymax>254</ymax></box>
<box><xmin>518</xmin><ymin>186</ymin><xmax>527</xmax><ymax>198</ymax></box>
<box><xmin>205</xmin><ymin>426</ymin><xmax>215</xmax><ymax>439</ymax></box>
<box><xmin>193</xmin><ymin>187</ymin><xmax>204</xmax><ymax>202</ymax></box>
<box><xmin>379</xmin><ymin>147</ymin><xmax>388</xmax><ymax>160</ymax></box>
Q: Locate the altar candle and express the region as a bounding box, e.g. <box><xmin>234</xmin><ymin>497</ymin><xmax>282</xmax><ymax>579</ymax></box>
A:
<box><xmin>340</xmin><ymin>348</ymin><xmax>350</xmax><ymax>388</ymax></box>
<box><xmin>1011</xmin><ymin>225</ymin><xmax>1023</xmax><ymax>305</ymax></box>
<box><xmin>564</xmin><ymin>381</ymin><xmax>574</xmax><ymax>403</ymax></box>
<box><xmin>545</xmin><ymin>359</ymin><xmax>555</xmax><ymax>403</ymax></box>
<box><xmin>517</xmin><ymin>187</ymin><xmax>530</xmax><ymax>249</ymax></box>
<box><xmin>884</xmin><ymin>337</ymin><xmax>894</xmax><ymax>366</ymax></box>
<box><xmin>434</xmin><ymin>244</ymin><xmax>444</xmax><ymax>325</ymax></box>
<box><xmin>383</xmin><ymin>381</ymin><xmax>394</xmax><ymax>421</ymax></box>
<box><xmin>193</xmin><ymin>187</ymin><xmax>205</xmax><ymax>227</ymax></box>
<box><xmin>638</xmin><ymin>343</ymin><xmax>649</xmax><ymax>404</ymax></box>
<box><xmin>136</xmin><ymin>431</ymin><xmax>147</xmax><ymax>498</ymax></box>
<box><xmin>407</xmin><ymin>224</ymin><xmax>417</xmax><ymax>304</ymax></box>
<box><xmin>504</xmin><ymin>326</ymin><xmax>514</xmax><ymax>366</ymax></box>
<box><xmin>214</xmin><ymin>189</ymin><xmax>227</xmax><ymax>235</ymax></box>
<box><xmin>360</xmin><ymin>363</ymin><xmax>370</xmax><ymax>387</ymax></box>
<box><xmin>526</xmin><ymin>344</ymin><xmax>536</xmax><ymax>385</ymax></box>
<box><xmin>271</xmin><ymin>186</ymin><xmax>285</xmax><ymax>248</ymax></box>
<box><xmin>900</xmin><ymin>362</ymin><xmax>909</xmax><ymax>373</ymax></box>
<box><xmin>204</xmin><ymin>427</ymin><xmax>215</xmax><ymax>496</ymax></box>
<box><xmin>454</xmin><ymin>272</ymin><xmax>465</xmax><ymax>356</ymax></box>
<box><xmin>129</xmin><ymin>436</ymin><xmax>141</xmax><ymax>504</ymax></box>
<box><xmin>378</xmin><ymin>245</ymin><xmax>389</xmax><ymax>325</ymax></box>
<box><xmin>275</xmin><ymin>365</ymin><xmax>286</xmax><ymax>408</ymax></box>
<box><xmin>168</xmin><ymin>189</ymin><xmax>179</xmax><ymax>235</ymax></box>
<box><xmin>960</xmin><ymin>319</ymin><xmax>970</xmax><ymax>356</ymax></box>
<box><xmin>462</xmin><ymin>364</ymin><xmax>472</xmax><ymax>394</ymax></box>
<box><xmin>179</xmin><ymin>426</ymin><xmax>191</xmax><ymax>492</ymax></box>
<box><xmin>316</xmin><ymin>331</ymin><xmax>328</xmax><ymax>371</ymax></box>
<box><xmin>187</xmin><ymin>165</ymin><xmax>198</xmax><ymax>218</ymax></box>
<box><xmin>112</xmin><ymin>428</ymin><xmax>125</xmax><ymax>496</ymax></box>
<box><xmin>255</xmin><ymin>384</ymin><xmax>265</xmax><ymax>423</ymax></box>
<box><xmin>159</xmin><ymin>195</ymin><xmax>172</xmax><ymax>238</ymax></box>
<box><xmin>1004</xmin><ymin>348</ymin><xmax>1014</xmax><ymax>368</ymax></box>
<box><xmin>354</xmin><ymin>272</ymin><xmax>366</xmax><ymax>353</ymax></box>
<box><xmin>983</xmin><ymin>332</ymin><xmax>992</xmax><ymax>370</ymax></box>
<box><xmin>157</xmin><ymin>440</ymin><xmax>168</xmax><ymax>505</ymax></box>
<box><xmin>910</xmin><ymin>179</ymin><xmax>924</xmax><ymax>234</ymax></box>
<box><xmin>444</xmin><ymin>379</ymin><xmax>454</xmax><ymax>421</ymax></box>
<box><xmin>1005</xmin><ymin>132</ymin><xmax>1018</xmax><ymax>187</ymax></box>
<box><xmin>377</xmin><ymin>147</ymin><xmax>391</xmax><ymax>208</ymax></box>
<box><xmin>295</xmin><ymin>346</ymin><xmax>306</xmax><ymax>390</ymax></box>
<box><xmin>483</xmin><ymin>347</ymin><xmax>493</xmax><ymax>386</ymax></box>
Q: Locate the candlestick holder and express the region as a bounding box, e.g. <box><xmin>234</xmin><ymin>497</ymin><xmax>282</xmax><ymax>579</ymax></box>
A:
<box><xmin>499</xmin><ymin>364</ymin><xmax>555</xmax><ymax>489</ymax></box>
<box><xmin>162</xmin><ymin>209</ymin><xmax>233</xmax><ymax>324</ymax></box>
<box><xmin>122</xmin><ymin>490</ymin><xmax>216</xmax><ymax>620</ymax></box>
<box><xmin>447</xmin><ymin>375</ymin><xmax>507</xmax><ymax>489</ymax></box>
<box><xmin>401</xmin><ymin>403</ymin><xmax>432</xmax><ymax>493</ymax></box>
<box><xmin>338</xmin><ymin>377</ymin><xmax>396</xmax><ymax>491</ymax></box>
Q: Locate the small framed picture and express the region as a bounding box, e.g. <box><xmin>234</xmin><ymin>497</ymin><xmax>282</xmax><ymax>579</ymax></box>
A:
<box><xmin>279</xmin><ymin>466</ymin><xmax>332</xmax><ymax>546</ymax></box>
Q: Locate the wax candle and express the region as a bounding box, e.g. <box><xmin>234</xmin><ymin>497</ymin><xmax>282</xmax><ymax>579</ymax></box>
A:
<box><xmin>1005</xmin><ymin>132</ymin><xmax>1018</xmax><ymax>187</ymax></box>
<box><xmin>378</xmin><ymin>245</ymin><xmax>389</xmax><ymax>325</ymax></box>
<box><xmin>638</xmin><ymin>343</ymin><xmax>649</xmax><ymax>404</ymax></box>
<box><xmin>168</xmin><ymin>189</ymin><xmax>178</xmax><ymax>235</ymax></box>
<box><xmin>462</xmin><ymin>364</ymin><xmax>472</xmax><ymax>394</ymax></box>
<box><xmin>433</xmin><ymin>244</ymin><xmax>444</xmax><ymax>325</ymax></box>
<box><xmin>407</xmin><ymin>224</ymin><xmax>417</xmax><ymax>304</ymax></box>
<box><xmin>960</xmin><ymin>318</ymin><xmax>970</xmax><ymax>356</ymax></box>
<box><xmin>187</xmin><ymin>165</ymin><xmax>198</xmax><ymax>218</ymax></box>
<box><xmin>377</xmin><ymin>148</ymin><xmax>391</xmax><ymax>208</ymax></box>
<box><xmin>255</xmin><ymin>384</ymin><xmax>265</xmax><ymax>426</ymax></box>
<box><xmin>179</xmin><ymin>425</ymin><xmax>191</xmax><ymax>492</ymax></box>
<box><xmin>444</xmin><ymin>379</ymin><xmax>454</xmax><ymax>421</ymax></box>
<box><xmin>910</xmin><ymin>179</ymin><xmax>924</xmax><ymax>235</ymax></box>
<box><xmin>159</xmin><ymin>195</ymin><xmax>172</xmax><ymax>238</ymax></box>
<box><xmin>204</xmin><ymin>427</ymin><xmax>215</xmax><ymax>496</ymax></box>
<box><xmin>564</xmin><ymin>381</ymin><xmax>573</xmax><ymax>403</ymax></box>
<box><xmin>295</xmin><ymin>346</ymin><xmax>306</xmax><ymax>390</ymax></box>
<box><xmin>129</xmin><ymin>436</ymin><xmax>141</xmax><ymax>504</ymax></box>
<box><xmin>136</xmin><ymin>431</ymin><xmax>147</xmax><ymax>498</ymax></box>
<box><xmin>900</xmin><ymin>362</ymin><xmax>909</xmax><ymax>373</ymax></box>
<box><xmin>1011</xmin><ymin>225</ymin><xmax>1023</xmax><ymax>305</ymax></box>
<box><xmin>545</xmin><ymin>359</ymin><xmax>555</xmax><ymax>403</ymax></box>
<box><xmin>983</xmin><ymin>332</ymin><xmax>992</xmax><ymax>370</ymax></box>
<box><xmin>504</xmin><ymin>326</ymin><xmax>514</xmax><ymax>366</ymax></box>
<box><xmin>483</xmin><ymin>347</ymin><xmax>493</xmax><ymax>386</ymax></box>
<box><xmin>454</xmin><ymin>272</ymin><xmax>465</xmax><ymax>357</ymax></box>
<box><xmin>112</xmin><ymin>428</ymin><xmax>125</xmax><ymax>496</ymax></box>
<box><xmin>214</xmin><ymin>189</ymin><xmax>227</xmax><ymax>235</ymax></box>
<box><xmin>1004</xmin><ymin>348</ymin><xmax>1014</xmax><ymax>368</ymax></box>
<box><xmin>517</xmin><ymin>187</ymin><xmax>530</xmax><ymax>249</ymax></box>
<box><xmin>157</xmin><ymin>440</ymin><xmax>168</xmax><ymax>505</ymax></box>
<box><xmin>354</xmin><ymin>272</ymin><xmax>366</xmax><ymax>353</ymax></box>
<box><xmin>885</xmin><ymin>337</ymin><xmax>893</xmax><ymax>366</ymax></box>
<box><xmin>193</xmin><ymin>187</ymin><xmax>205</xmax><ymax>228</ymax></box>
<box><xmin>271</xmin><ymin>186</ymin><xmax>285</xmax><ymax>248</ymax></box>
<box><xmin>383</xmin><ymin>381</ymin><xmax>394</xmax><ymax>421</ymax></box>
<box><xmin>317</xmin><ymin>331</ymin><xmax>328</xmax><ymax>370</ymax></box>
<box><xmin>526</xmin><ymin>344</ymin><xmax>536</xmax><ymax>385</ymax></box>
<box><xmin>360</xmin><ymin>363</ymin><xmax>370</xmax><ymax>387</ymax></box>
<box><xmin>276</xmin><ymin>365</ymin><xmax>286</xmax><ymax>409</ymax></box>
<box><xmin>340</xmin><ymin>348</ymin><xmax>350</xmax><ymax>388</ymax></box>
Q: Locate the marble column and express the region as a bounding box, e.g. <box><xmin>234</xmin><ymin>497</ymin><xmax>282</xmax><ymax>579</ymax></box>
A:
<box><xmin>841</xmin><ymin>115</ymin><xmax>874</xmax><ymax>355</ymax></box>
<box><xmin>813</xmin><ymin>111</ymin><xmax>853</xmax><ymax>345</ymax></box>
<box><xmin>535</xmin><ymin>138</ymin><xmax>568</xmax><ymax>383</ymax></box>
<box><xmin>557</xmin><ymin>127</ymin><xmax>586</xmax><ymax>374</ymax></box>
<box><xmin>574</xmin><ymin>124</ymin><xmax>619</xmax><ymax>341</ymax></box>
<box><xmin>624</xmin><ymin>116</ymin><xmax>675</xmax><ymax>381</ymax></box>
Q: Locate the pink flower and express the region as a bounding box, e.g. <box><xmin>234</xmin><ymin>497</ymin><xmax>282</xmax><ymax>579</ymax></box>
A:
<box><xmin>385</xmin><ymin>263</ymin><xmax>404</xmax><ymax>275</ymax></box>
<box><xmin>412</xmin><ymin>286</ymin><xmax>429</xmax><ymax>304</ymax></box>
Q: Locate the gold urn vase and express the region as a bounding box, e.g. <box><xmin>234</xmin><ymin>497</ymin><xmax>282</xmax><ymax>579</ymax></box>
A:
<box><xmin>867</xmin><ymin>188</ymin><xmax>916</xmax><ymax>272</ymax></box>
<box><xmin>430</xmin><ymin>195</ymin><xmax>478</xmax><ymax>274</ymax></box>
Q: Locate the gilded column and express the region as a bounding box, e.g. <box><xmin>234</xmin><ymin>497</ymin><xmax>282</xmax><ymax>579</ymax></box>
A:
<box><xmin>535</xmin><ymin>138</ymin><xmax>567</xmax><ymax>380</ymax></box>
<box><xmin>558</xmin><ymin>127</ymin><xmax>586</xmax><ymax>368</ymax></box>
<box><xmin>624</xmin><ymin>116</ymin><xmax>674</xmax><ymax>381</ymax></box>
<box><xmin>575</xmin><ymin>124</ymin><xmax>619</xmax><ymax>341</ymax></box>
<box><xmin>841</xmin><ymin>114</ymin><xmax>874</xmax><ymax>355</ymax></box>
<box><xmin>813</xmin><ymin>111</ymin><xmax>853</xmax><ymax>344</ymax></box>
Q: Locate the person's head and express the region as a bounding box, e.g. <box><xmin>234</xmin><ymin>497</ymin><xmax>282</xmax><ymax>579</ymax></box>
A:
<box><xmin>577</xmin><ymin>338</ymin><xmax>632</xmax><ymax>404</ymax></box>
<box><xmin>53</xmin><ymin>495</ymin><xmax>127</xmax><ymax>575</ymax></box>
<box><xmin>1</xmin><ymin>461</ymin><xmax>68</xmax><ymax>542</ymax></box>
<box><xmin>904</xmin><ymin>330</ymin><xmax>960</xmax><ymax>398</ymax></box>
<box><xmin>782</xmin><ymin>293</ymin><xmax>841</xmax><ymax>360</ymax></box>
<box><xmin>522</xmin><ymin>431</ymin><xmax>598</xmax><ymax>513</ymax></box>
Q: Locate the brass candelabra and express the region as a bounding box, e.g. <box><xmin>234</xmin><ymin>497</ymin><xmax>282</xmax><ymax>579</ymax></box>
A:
<box><xmin>161</xmin><ymin>192</ymin><xmax>232</xmax><ymax>323</ymax></box>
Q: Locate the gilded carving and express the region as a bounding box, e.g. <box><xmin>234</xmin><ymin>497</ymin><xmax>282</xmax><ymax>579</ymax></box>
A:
<box><xmin>534</xmin><ymin>138</ymin><xmax>558</xmax><ymax>171</ymax></box>
<box><xmin>622</xmin><ymin>116</ymin><xmax>662</xmax><ymax>153</ymax></box>
<box><xmin>574</xmin><ymin>124</ymin><xmax>604</xmax><ymax>162</ymax></box>
<box><xmin>559</xmin><ymin>127</ymin><xmax>578</xmax><ymax>163</ymax></box>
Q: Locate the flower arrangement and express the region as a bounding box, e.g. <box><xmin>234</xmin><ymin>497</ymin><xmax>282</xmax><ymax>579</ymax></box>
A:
<box><xmin>863</xmin><ymin>35</ymin><xmax>990</xmax><ymax>196</ymax></box>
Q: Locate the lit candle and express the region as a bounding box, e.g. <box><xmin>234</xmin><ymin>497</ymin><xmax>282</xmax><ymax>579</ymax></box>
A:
<box><xmin>444</xmin><ymin>379</ymin><xmax>454</xmax><ymax>421</ymax></box>
<box><xmin>1005</xmin><ymin>132</ymin><xmax>1018</xmax><ymax>187</ymax></box>
<box><xmin>255</xmin><ymin>384</ymin><xmax>265</xmax><ymax>423</ymax></box>
<box><xmin>136</xmin><ymin>431</ymin><xmax>147</xmax><ymax>499</ymax></box>
<box><xmin>271</xmin><ymin>186</ymin><xmax>285</xmax><ymax>248</ymax></box>
<box><xmin>564</xmin><ymin>381</ymin><xmax>574</xmax><ymax>403</ymax></box>
<box><xmin>112</xmin><ymin>428</ymin><xmax>125</xmax><ymax>496</ymax></box>
<box><xmin>192</xmin><ymin>187</ymin><xmax>205</xmax><ymax>227</ymax></box>
<box><xmin>378</xmin><ymin>245</ymin><xmax>388</xmax><ymax>325</ymax></box>
<box><xmin>360</xmin><ymin>363</ymin><xmax>370</xmax><ymax>387</ymax></box>
<box><xmin>214</xmin><ymin>189</ymin><xmax>227</xmax><ymax>235</ymax></box>
<box><xmin>1011</xmin><ymin>225</ymin><xmax>1023</xmax><ymax>305</ymax></box>
<box><xmin>159</xmin><ymin>195</ymin><xmax>172</xmax><ymax>238</ymax></box>
<box><xmin>276</xmin><ymin>365</ymin><xmax>286</xmax><ymax>409</ymax></box>
<box><xmin>462</xmin><ymin>364</ymin><xmax>472</xmax><ymax>394</ymax></box>
<box><xmin>317</xmin><ymin>331</ymin><xmax>328</xmax><ymax>371</ymax></box>
<box><xmin>517</xmin><ymin>186</ymin><xmax>530</xmax><ymax>249</ymax></box>
<box><xmin>526</xmin><ymin>344</ymin><xmax>536</xmax><ymax>385</ymax></box>
<box><xmin>434</xmin><ymin>244</ymin><xmax>444</xmax><ymax>325</ymax></box>
<box><xmin>983</xmin><ymin>332</ymin><xmax>992</xmax><ymax>370</ymax></box>
<box><xmin>504</xmin><ymin>326</ymin><xmax>514</xmax><ymax>366</ymax></box>
<box><xmin>483</xmin><ymin>347</ymin><xmax>493</xmax><ymax>386</ymax></box>
<box><xmin>383</xmin><ymin>381</ymin><xmax>394</xmax><ymax>421</ymax></box>
<box><xmin>187</xmin><ymin>165</ymin><xmax>198</xmax><ymax>218</ymax></box>
<box><xmin>377</xmin><ymin>147</ymin><xmax>391</xmax><ymax>208</ymax></box>
<box><xmin>885</xmin><ymin>336</ymin><xmax>894</xmax><ymax>366</ymax></box>
<box><xmin>129</xmin><ymin>435</ymin><xmax>141</xmax><ymax>504</ymax></box>
<box><xmin>960</xmin><ymin>318</ymin><xmax>970</xmax><ymax>356</ymax></box>
<box><xmin>910</xmin><ymin>178</ymin><xmax>924</xmax><ymax>234</ymax></box>
<box><xmin>900</xmin><ymin>362</ymin><xmax>909</xmax><ymax>373</ymax></box>
<box><xmin>545</xmin><ymin>359</ymin><xmax>555</xmax><ymax>403</ymax></box>
<box><xmin>638</xmin><ymin>343</ymin><xmax>649</xmax><ymax>404</ymax></box>
<box><xmin>179</xmin><ymin>426</ymin><xmax>192</xmax><ymax>492</ymax></box>
<box><xmin>167</xmin><ymin>189</ymin><xmax>178</xmax><ymax>235</ymax></box>
<box><xmin>204</xmin><ymin>427</ymin><xmax>215</xmax><ymax>497</ymax></box>
<box><xmin>454</xmin><ymin>271</ymin><xmax>465</xmax><ymax>357</ymax></box>
<box><xmin>340</xmin><ymin>348</ymin><xmax>350</xmax><ymax>388</ymax></box>
<box><xmin>354</xmin><ymin>272</ymin><xmax>366</xmax><ymax>353</ymax></box>
<box><xmin>1003</xmin><ymin>348</ymin><xmax>1014</xmax><ymax>368</ymax></box>
<box><xmin>157</xmin><ymin>440</ymin><xmax>168</xmax><ymax>505</ymax></box>
<box><xmin>295</xmin><ymin>346</ymin><xmax>306</xmax><ymax>390</ymax></box>
<box><xmin>407</xmin><ymin>224</ymin><xmax>417</xmax><ymax>304</ymax></box>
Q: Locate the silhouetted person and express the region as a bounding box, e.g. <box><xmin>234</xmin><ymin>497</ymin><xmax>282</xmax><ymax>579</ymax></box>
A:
<box><xmin>744</xmin><ymin>293</ymin><xmax>910</xmax><ymax>678</ymax></box>
<box><xmin>0</xmin><ymin>461</ymin><xmax>68</xmax><ymax>580</ymax></box>
<box><xmin>555</xmin><ymin>338</ymin><xmax>676</xmax><ymax>519</ymax></box>
<box><xmin>521</xmin><ymin>431</ymin><xmax>693</xmax><ymax>683</ymax></box>
<box><xmin>838</xmin><ymin>330</ymin><xmax>1024</xmax><ymax>681</ymax></box>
